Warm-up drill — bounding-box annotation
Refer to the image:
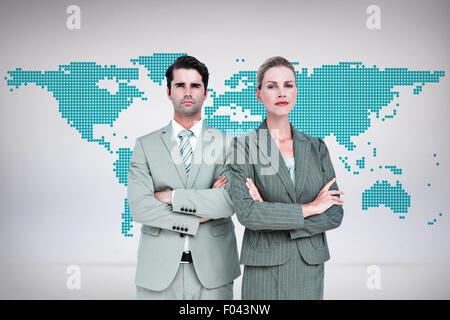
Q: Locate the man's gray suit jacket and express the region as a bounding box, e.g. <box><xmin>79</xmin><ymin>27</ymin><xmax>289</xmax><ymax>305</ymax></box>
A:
<box><xmin>128</xmin><ymin>120</ymin><xmax>241</xmax><ymax>291</ymax></box>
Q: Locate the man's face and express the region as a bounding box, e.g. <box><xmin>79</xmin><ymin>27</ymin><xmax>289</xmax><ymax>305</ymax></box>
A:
<box><xmin>167</xmin><ymin>68</ymin><xmax>207</xmax><ymax>116</ymax></box>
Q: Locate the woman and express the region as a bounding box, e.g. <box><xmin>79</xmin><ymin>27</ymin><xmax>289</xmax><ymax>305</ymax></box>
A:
<box><xmin>229</xmin><ymin>56</ymin><xmax>344</xmax><ymax>300</ymax></box>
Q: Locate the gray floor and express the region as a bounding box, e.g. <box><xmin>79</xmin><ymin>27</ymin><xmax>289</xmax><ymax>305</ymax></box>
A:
<box><xmin>1</xmin><ymin>262</ymin><xmax>449</xmax><ymax>299</ymax></box>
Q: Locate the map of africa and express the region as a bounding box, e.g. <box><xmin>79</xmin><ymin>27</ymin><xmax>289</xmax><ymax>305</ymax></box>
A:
<box><xmin>5</xmin><ymin>53</ymin><xmax>446</xmax><ymax>237</ymax></box>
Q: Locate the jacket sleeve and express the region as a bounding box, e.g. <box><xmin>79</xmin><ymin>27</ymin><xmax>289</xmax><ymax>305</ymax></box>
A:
<box><xmin>127</xmin><ymin>137</ymin><xmax>200</xmax><ymax>235</ymax></box>
<box><xmin>171</xmin><ymin>132</ymin><xmax>235</xmax><ymax>219</ymax></box>
<box><xmin>289</xmin><ymin>138</ymin><xmax>344</xmax><ymax>239</ymax></box>
<box><xmin>229</xmin><ymin>136</ymin><xmax>305</xmax><ymax>231</ymax></box>
<box><xmin>171</xmin><ymin>164</ymin><xmax>234</xmax><ymax>220</ymax></box>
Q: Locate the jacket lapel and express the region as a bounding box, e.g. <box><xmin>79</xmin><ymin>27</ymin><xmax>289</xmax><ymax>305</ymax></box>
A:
<box><xmin>292</xmin><ymin>125</ymin><xmax>311</xmax><ymax>201</ymax></box>
<box><xmin>160</xmin><ymin>121</ymin><xmax>188</xmax><ymax>187</ymax></box>
<box><xmin>254</xmin><ymin>120</ymin><xmax>297</xmax><ymax>203</ymax></box>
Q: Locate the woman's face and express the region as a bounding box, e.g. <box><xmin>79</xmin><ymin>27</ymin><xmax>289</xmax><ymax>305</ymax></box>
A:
<box><xmin>256</xmin><ymin>66</ymin><xmax>297</xmax><ymax>118</ymax></box>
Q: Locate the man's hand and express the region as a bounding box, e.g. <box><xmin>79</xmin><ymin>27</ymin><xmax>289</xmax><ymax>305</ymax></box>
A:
<box><xmin>246</xmin><ymin>178</ymin><xmax>264</xmax><ymax>202</ymax></box>
<box><xmin>154</xmin><ymin>190</ymin><xmax>173</xmax><ymax>205</ymax></box>
<box><xmin>212</xmin><ymin>175</ymin><xmax>227</xmax><ymax>188</ymax></box>
<box><xmin>199</xmin><ymin>217</ymin><xmax>210</xmax><ymax>223</ymax></box>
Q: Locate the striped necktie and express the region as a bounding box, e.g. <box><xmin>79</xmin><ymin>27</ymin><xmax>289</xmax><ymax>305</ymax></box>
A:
<box><xmin>178</xmin><ymin>129</ymin><xmax>194</xmax><ymax>174</ymax></box>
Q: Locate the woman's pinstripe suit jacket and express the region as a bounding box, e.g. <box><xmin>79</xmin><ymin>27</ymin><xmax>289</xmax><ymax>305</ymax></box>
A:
<box><xmin>228</xmin><ymin>119</ymin><xmax>344</xmax><ymax>267</ymax></box>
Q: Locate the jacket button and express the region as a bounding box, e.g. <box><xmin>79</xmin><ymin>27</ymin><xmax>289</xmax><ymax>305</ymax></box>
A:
<box><xmin>180</xmin><ymin>233</ymin><xmax>184</xmax><ymax>238</ymax></box>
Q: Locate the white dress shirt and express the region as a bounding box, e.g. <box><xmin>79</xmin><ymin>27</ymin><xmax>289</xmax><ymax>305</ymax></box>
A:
<box><xmin>171</xmin><ymin>118</ymin><xmax>203</xmax><ymax>252</ymax></box>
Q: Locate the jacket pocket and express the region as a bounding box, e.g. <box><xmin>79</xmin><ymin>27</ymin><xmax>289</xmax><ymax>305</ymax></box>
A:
<box><xmin>249</xmin><ymin>231</ymin><xmax>282</xmax><ymax>252</ymax></box>
<box><xmin>310</xmin><ymin>232</ymin><xmax>326</xmax><ymax>250</ymax></box>
<box><xmin>141</xmin><ymin>225</ymin><xmax>161</xmax><ymax>236</ymax></box>
<box><xmin>211</xmin><ymin>220</ymin><xmax>234</xmax><ymax>237</ymax></box>
<box><xmin>296</xmin><ymin>237</ymin><xmax>330</xmax><ymax>265</ymax></box>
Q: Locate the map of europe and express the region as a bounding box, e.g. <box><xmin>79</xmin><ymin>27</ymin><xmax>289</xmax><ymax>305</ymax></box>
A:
<box><xmin>5</xmin><ymin>53</ymin><xmax>446</xmax><ymax>237</ymax></box>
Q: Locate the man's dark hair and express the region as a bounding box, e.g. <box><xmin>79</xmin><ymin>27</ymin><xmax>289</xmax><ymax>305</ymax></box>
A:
<box><xmin>165</xmin><ymin>55</ymin><xmax>209</xmax><ymax>95</ymax></box>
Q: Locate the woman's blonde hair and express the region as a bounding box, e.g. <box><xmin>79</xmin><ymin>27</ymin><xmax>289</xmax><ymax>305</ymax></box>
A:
<box><xmin>257</xmin><ymin>56</ymin><xmax>296</xmax><ymax>89</ymax></box>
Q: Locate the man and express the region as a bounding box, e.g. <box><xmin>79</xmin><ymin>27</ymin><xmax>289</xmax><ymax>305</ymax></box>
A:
<box><xmin>128</xmin><ymin>55</ymin><xmax>240</xmax><ymax>299</ymax></box>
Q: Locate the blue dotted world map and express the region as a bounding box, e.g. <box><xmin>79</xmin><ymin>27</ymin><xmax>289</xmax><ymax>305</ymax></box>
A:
<box><xmin>5</xmin><ymin>53</ymin><xmax>446</xmax><ymax>237</ymax></box>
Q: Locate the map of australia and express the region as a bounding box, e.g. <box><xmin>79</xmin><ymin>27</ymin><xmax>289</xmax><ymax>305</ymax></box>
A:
<box><xmin>5</xmin><ymin>53</ymin><xmax>446</xmax><ymax>237</ymax></box>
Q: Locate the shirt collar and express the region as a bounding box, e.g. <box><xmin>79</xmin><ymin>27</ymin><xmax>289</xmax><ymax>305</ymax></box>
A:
<box><xmin>171</xmin><ymin>118</ymin><xmax>203</xmax><ymax>139</ymax></box>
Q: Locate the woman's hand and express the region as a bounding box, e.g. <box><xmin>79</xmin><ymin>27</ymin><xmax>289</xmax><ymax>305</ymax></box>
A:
<box><xmin>212</xmin><ymin>175</ymin><xmax>227</xmax><ymax>188</ymax></box>
<box><xmin>303</xmin><ymin>178</ymin><xmax>344</xmax><ymax>218</ymax></box>
<box><xmin>246</xmin><ymin>178</ymin><xmax>264</xmax><ymax>202</ymax></box>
